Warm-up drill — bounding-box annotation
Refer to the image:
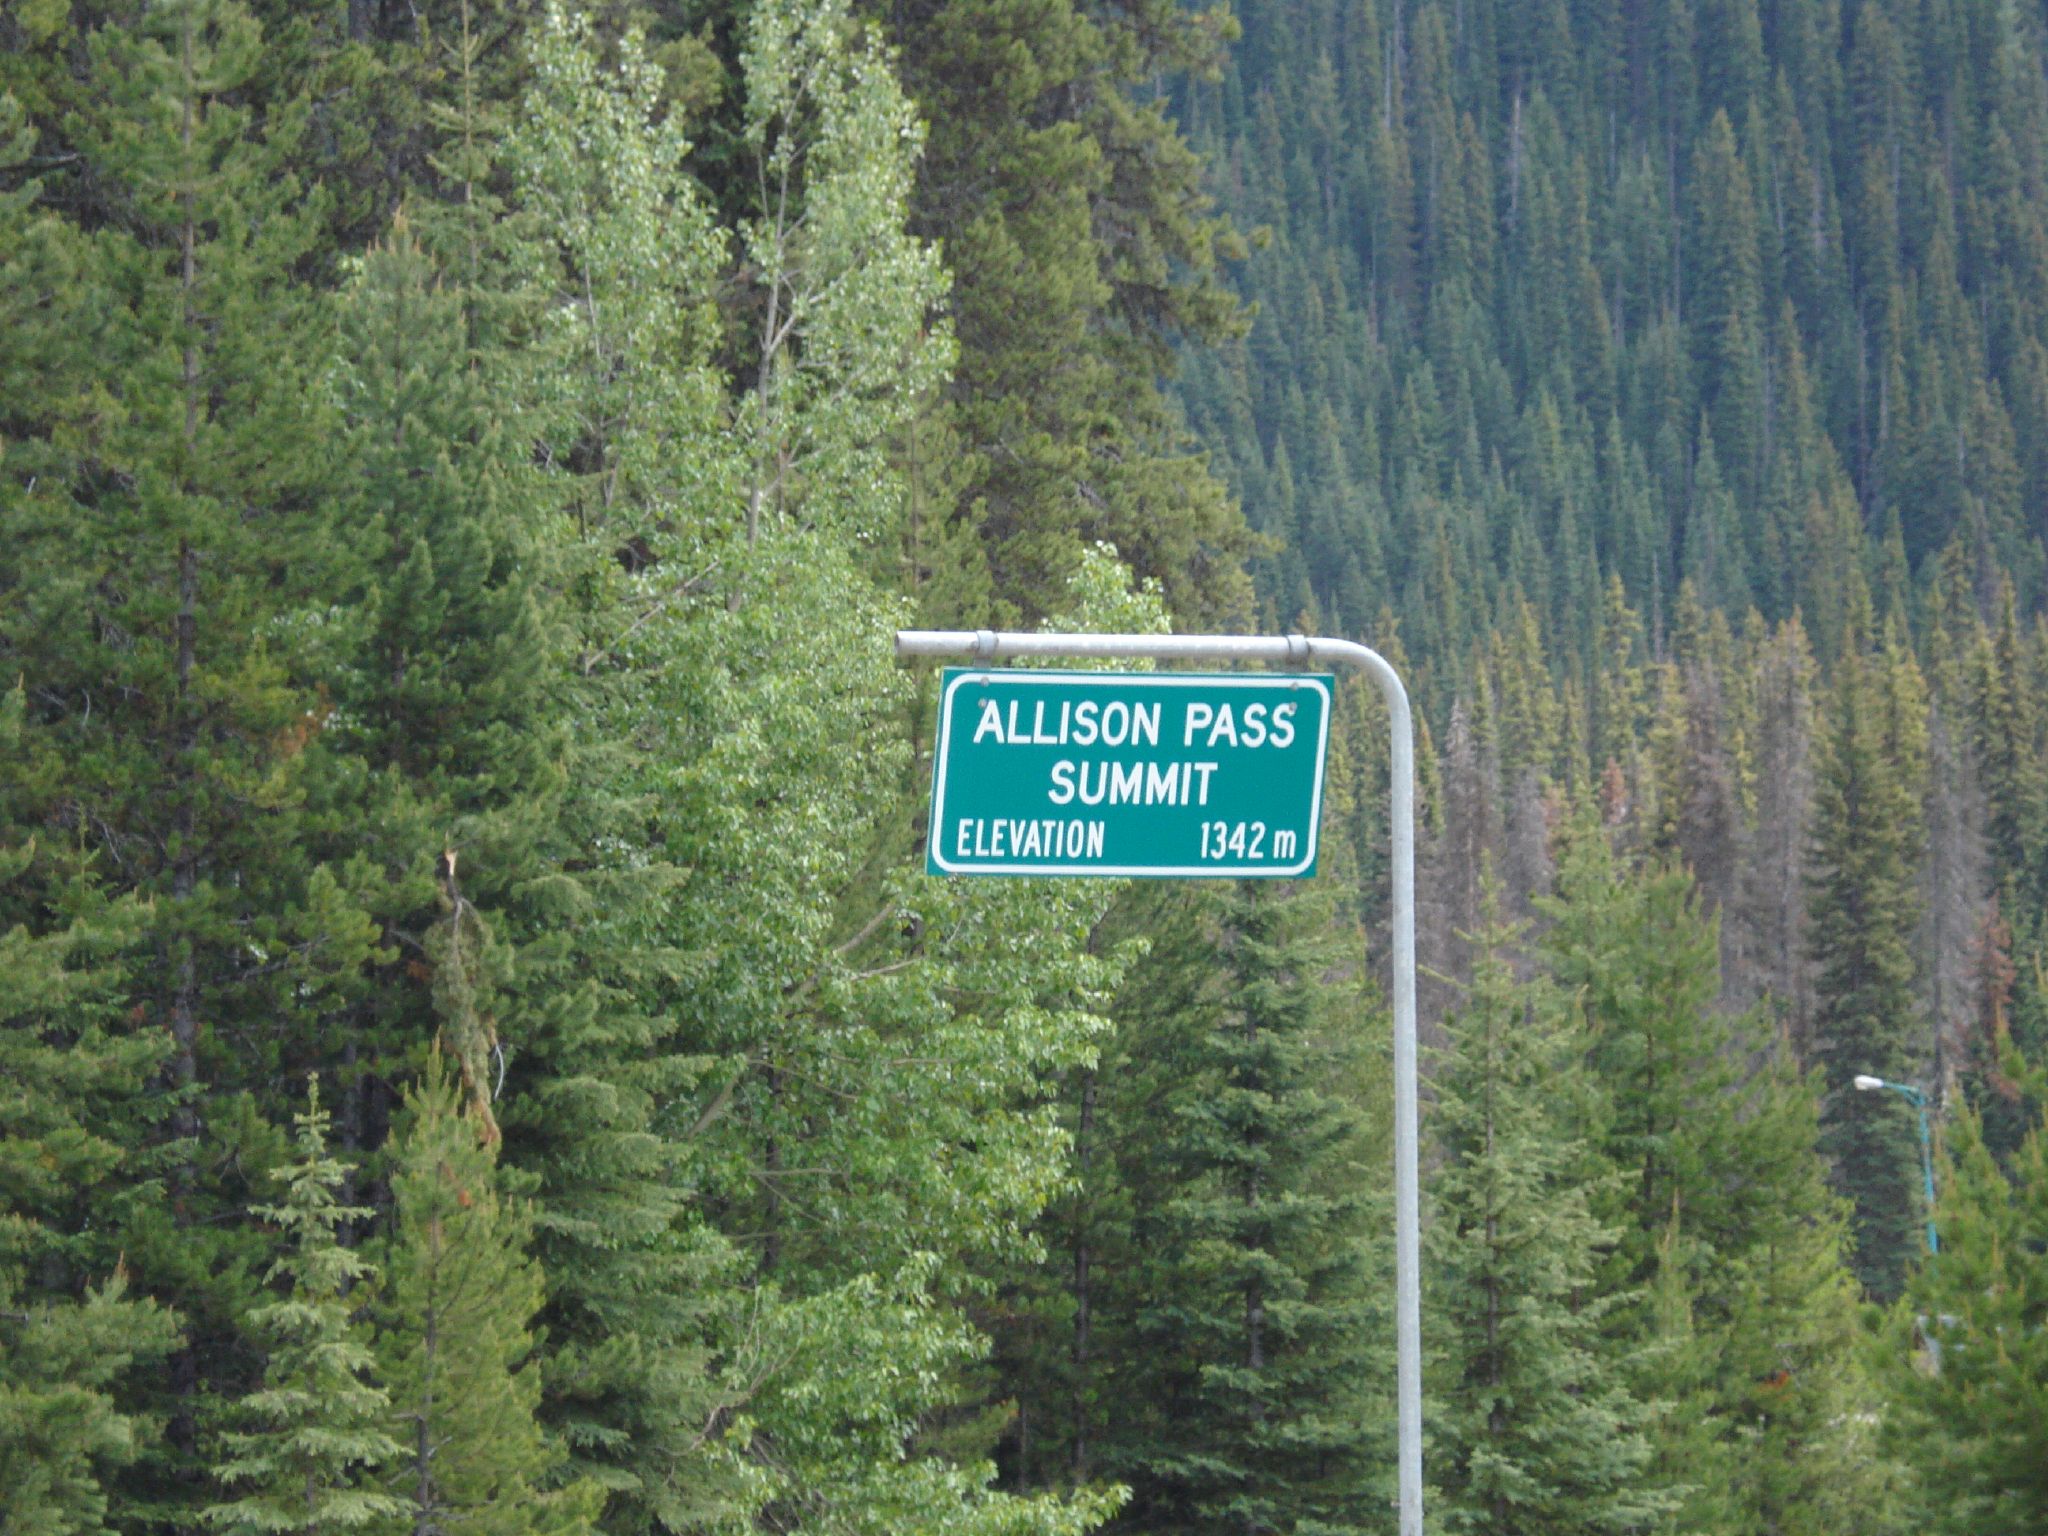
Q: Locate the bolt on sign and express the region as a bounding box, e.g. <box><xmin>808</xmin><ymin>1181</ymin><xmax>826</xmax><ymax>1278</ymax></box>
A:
<box><xmin>926</xmin><ymin>668</ymin><xmax>1334</xmax><ymax>877</ymax></box>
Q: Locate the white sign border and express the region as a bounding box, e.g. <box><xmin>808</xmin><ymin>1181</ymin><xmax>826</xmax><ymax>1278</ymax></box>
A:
<box><xmin>928</xmin><ymin>668</ymin><xmax>1333</xmax><ymax>877</ymax></box>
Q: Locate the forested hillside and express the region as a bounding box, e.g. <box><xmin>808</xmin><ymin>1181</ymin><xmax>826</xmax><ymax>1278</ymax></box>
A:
<box><xmin>1149</xmin><ymin>1</ymin><xmax>2048</xmax><ymax>1527</ymax></box>
<box><xmin>1179</xmin><ymin>0</ymin><xmax>2048</xmax><ymax>659</ymax></box>
<box><xmin>2</xmin><ymin>0</ymin><xmax>2045</xmax><ymax>1534</ymax></box>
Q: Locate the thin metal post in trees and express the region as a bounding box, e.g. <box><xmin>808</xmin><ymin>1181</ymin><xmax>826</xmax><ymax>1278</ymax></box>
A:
<box><xmin>896</xmin><ymin>628</ymin><xmax>1423</xmax><ymax>1536</ymax></box>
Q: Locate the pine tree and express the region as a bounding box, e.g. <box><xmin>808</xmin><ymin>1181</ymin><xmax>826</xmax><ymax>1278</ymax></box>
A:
<box><xmin>1590</xmin><ymin>573</ymin><xmax>1649</xmax><ymax>776</ymax></box>
<box><xmin>1712</xmin><ymin>1068</ymin><xmax>1903</xmax><ymax>1536</ymax></box>
<box><xmin>205</xmin><ymin>1081</ymin><xmax>404</xmax><ymax>1535</ymax></box>
<box><xmin>329</xmin><ymin>25</ymin><xmax>735</xmax><ymax>1522</ymax></box>
<box><xmin>373</xmin><ymin>1048</ymin><xmax>601</xmax><ymax>1536</ymax></box>
<box><xmin>1683</xmin><ymin>426</ymin><xmax>1749</xmax><ymax>617</ymax></box>
<box><xmin>20</xmin><ymin>3</ymin><xmax>2048</xmax><ymax>1535</ymax></box>
<box><xmin>1540</xmin><ymin>823</ymin><xmax>1734</xmax><ymax>1298</ymax></box>
<box><xmin>0</xmin><ymin>688</ymin><xmax>173</xmax><ymax>1271</ymax></box>
<box><xmin>984</xmin><ymin>878</ymin><xmax>1216</xmax><ymax>1498</ymax></box>
<box><xmin>1691</xmin><ymin>111</ymin><xmax>1767</xmax><ymax>505</ymax></box>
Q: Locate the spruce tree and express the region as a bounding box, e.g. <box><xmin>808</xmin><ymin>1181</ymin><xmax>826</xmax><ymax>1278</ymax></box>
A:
<box><xmin>1712</xmin><ymin>1068</ymin><xmax>1903</xmax><ymax>1536</ymax></box>
<box><xmin>0</xmin><ymin>722</ymin><xmax>181</xmax><ymax>1532</ymax></box>
<box><xmin>1541</xmin><ymin>806</ymin><xmax>1891</xmax><ymax>1536</ymax></box>
<box><xmin>1540</xmin><ymin>824</ymin><xmax>1734</xmax><ymax>1294</ymax></box>
<box><xmin>0</xmin><ymin>1264</ymin><xmax>179</xmax><ymax>1536</ymax></box>
<box><xmin>879</xmin><ymin>0</ymin><xmax>1253</xmax><ymax>625</ymax></box>
<box><xmin>1807</xmin><ymin>636</ymin><xmax>1929</xmax><ymax>1298</ymax></box>
<box><xmin>983</xmin><ymin>882</ymin><xmax>1209</xmax><ymax>1497</ymax></box>
<box><xmin>1427</xmin><ymin>892</ymin><xmax>1664</xmax><ymax>1536</ymax></box>
<box><xmin>1111</xmin><ymin>880</ymin><xmax>1385</xmax><ymax>1535</ymax></box>
<box><xmin>21</xmin><ymin>3</ymin><xmax>2048</xmax><ymax>1535</ymax></box>
<box><xmin>3</xmin><ymin>3</ymin><xmax>364</xmax><ymax>1509</ymax></box>
<box><xmin>0</xmin><ymin>685</ymin><xmax>173</xmax><ymax>1269</ymax></box>
<box><xmin>1972</xmin><ymin>584</ymin><xmax>2047</xmax><ymax>912</ymax></box>
<box><xmin>205</xmin><ymin>1081</ymin><xmax>403</xmax><ymax>1535</ymax></box>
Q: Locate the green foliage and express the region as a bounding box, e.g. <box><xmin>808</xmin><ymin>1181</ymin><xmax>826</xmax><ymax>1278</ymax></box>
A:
<box><xmin>1108</xmin><ymin>882</ymin><xmax>1386</xmax><ymax>1534</ymax></box>
<box><xmin>1886</xmin><ymin>1074</ymin><xmax>2048</xmax><ymax>1535</ymax></box>
<box><xmin>1</xmin><ymin>6</ymin><xmax>362</xmax><ymax>1510</ymax></box>
<box><xmin>205</xmin><ymin>1082</ymin><xmax>404</xmax><ymax>1535</ymax></box>
<box><xmin>14</xmin><ymin>0</ymin><xmax>2048</xmax><ymax>1530</ymax></box>
<box><xmin>0</xmin><ymin>1265</ymin><xmax>179</xmax><ymax>1536</ymax></box>
<box><xmin>1973</xmin><ymin>586</ymin><xmax>2048</xmax><ymax>914</ymax></box>
<box><xmin>515</xmin><ymin>0</ymin><xmax>728</xmax><ymax>559</ymax></box>
<box><xmin>883</xmin><ymin>0</ymin><xmax>1253</xmax><ymax>625</ymax></box>
<box><xmin>373</xmin><ymin>1049</ymin><xmax>602</xmax><ymax>1536</ymax></box>
<box><xmin>1172</xmin><ymin>0</ymin><xmax>2048</xmax><ymax>706</ymax></box>
<box><xmin>0</xmin><ymin>750</ymin><xmax>180</xmax><ymax>1536</ymax></box>
<box><xmin>736</xmin><ymin>0</ymin><xmax>953</xmax><ymax>550</ymax></box>
<box><xmin>0</xmin><ymin>0</ymin><xmax>1351</xmax><ymax>1529</ymax></box>
<box><xmin>1808</xmin><ymin>637</ymin><xmax>1930</xmax><ymax>1297</ymax></box>
<box><xmin>1542</xmin><ymin>808</ymin><xmax>1905</xmax><ymax>1536</ymax></box>
<box><xmin>515</xmin><ymin>14</ymin><xmax>1152</xmax><ymax>1533</ymax></box>
<box><xmin>1542</xmin><ymin>825</ymin><xmax>1751</xmax><ymax>1296</ymax></box>
<box><xmin>1426</xmin><ymin>892</ymin><xmax>1666</xmax><ymax>1536</ymax></box>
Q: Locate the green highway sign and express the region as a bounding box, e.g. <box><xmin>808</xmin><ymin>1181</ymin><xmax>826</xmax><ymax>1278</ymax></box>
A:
<box><xmin>925</xmin><ymin>668</ymin><xmax>1333</xmax><ymax>877</ymax></box>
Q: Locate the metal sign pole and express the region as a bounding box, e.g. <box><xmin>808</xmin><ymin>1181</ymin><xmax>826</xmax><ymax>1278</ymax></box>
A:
<box><xmin>896</xmin><ymin>629</ymin><xmax>1422</xmax><ymax>1536</ymax></box>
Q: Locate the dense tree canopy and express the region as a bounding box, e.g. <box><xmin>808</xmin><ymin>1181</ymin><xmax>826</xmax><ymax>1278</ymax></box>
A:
<box><xmin>4</xmin><ymin>0</ymin><xmax>2047</xmax><ymax>1533</ymax></box>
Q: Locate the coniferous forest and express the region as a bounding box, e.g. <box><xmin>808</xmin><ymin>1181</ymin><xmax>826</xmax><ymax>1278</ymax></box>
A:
<box><xmin>3</xmin><ymin>0</ymin><xmax>2046</xmax><ymax>1530</ymax></box>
